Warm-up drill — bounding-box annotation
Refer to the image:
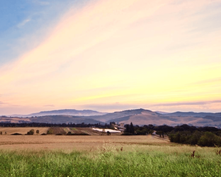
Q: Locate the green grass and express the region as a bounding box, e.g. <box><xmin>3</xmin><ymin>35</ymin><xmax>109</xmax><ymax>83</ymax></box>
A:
<box><xmin>0</xmin><ymin>145</ymin><xmax>221</xmax><ymax>177</ymax></box>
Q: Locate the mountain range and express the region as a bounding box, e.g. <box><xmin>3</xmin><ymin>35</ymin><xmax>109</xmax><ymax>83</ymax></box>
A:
<box><xmin>1</xmin><ymin>109</ymin><xmax>221</xmax><ymax>127</ymax></box>
<box><xmin>10</xmin><ymin>109</ymin><xmax>105</xmax><ymax>117</ymax></box>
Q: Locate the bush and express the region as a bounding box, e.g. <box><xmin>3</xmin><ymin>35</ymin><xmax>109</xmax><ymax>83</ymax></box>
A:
<box><xmin>27</xmin><ymin>129</ymin><xmax>34</xmax><ymax>135</ymax></box>
<box><xmin>186</xmin><ymin>131</ymin><xmax>202</xmax><ymax>145</ymax></box>
<box><xmin>67</xmin><ymin>131</ymin><xmax>72</xmax><ymax>135</ymax></box>
<box><xmin>169</xmin><ymin>130</ymin><xmax>221</xmax><ymax>147</ymax></box>
<box><xmin>36</xmin><ymin>130</ymin><xmax>39</xmax><ymax>134</ymax></box>
<box><xmin>198</xmin><ymin>132</ymin><xmax>221</xmax><ymax>147</ymax></box>
<box><xmin>47</xmin><ymin>128</ymin><xmax>53</xmax><ymax>134</ymax></box>
<box><xmin>107</xmin><ymin>131</ymin><xmax>111</xmax><ymax>135</ymax></box>
<box><xmin>169</xmin><ymin>132</ymin><xmax>181</xmax><ymax>143</ymax></box>
<box><xmin>11</xmin><ymin>133</ymin><xmax>23</xmax><ymax>135</ymax></box>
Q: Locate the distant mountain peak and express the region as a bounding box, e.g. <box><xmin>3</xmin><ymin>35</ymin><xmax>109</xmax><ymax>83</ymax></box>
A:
<box><xmin>38</xmin><ymin>109</ymin><xmax>101</xmax><ymax>114</ymax></box>
<box><xmin>28</xmin><ymin>109</ymin><xmax>106</xmax><ymax>117</ymax></box>
<box><xmin>113</xmin><ymin>108</ymin><xmax>152</xmax><ymax>114</ymax></box>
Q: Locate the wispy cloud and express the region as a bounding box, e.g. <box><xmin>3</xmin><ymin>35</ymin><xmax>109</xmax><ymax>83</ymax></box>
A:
<box><xmin>193</xmin><ymin>77</ymin><xmax>221</xmax><ymax>85</ymax></box>
<box><xmin>80</xmin><ymin>103</ymin><xmax>140</xmax><ymax>112</ymax></box>
<box><xmin>0</xmin><ymin>101</ymin><xmax>6</xmax><ymax>105</ymax></box>
<box><xmin>17</xmin><ymin>18</ymin><xmax>31</xmax><ymax>28</ymax></box>
<box><xmin>44</xmin><ymin>104</ymin><xmax>54</xmax><ymax>107</ymax></box>
<box><xmin>1</xmin><ymin>0</ymin><xmax>221</xmax><ymax>114</ymax></box>
<box><xmin>153</xmin><ymin>100</ymin><xmax>221</xmax><ymax>107</ymax></box>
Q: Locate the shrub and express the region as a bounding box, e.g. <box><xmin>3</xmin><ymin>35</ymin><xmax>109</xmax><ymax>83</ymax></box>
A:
<box><xmin>56</xmin><ymin>133</ymin><xmax>63</xmax><ymax>135</ymax></box>
<box><xmin>47</xmin><ymin>128</ymin><xmax>53</xmax><ymax>134</ymax></box>
<box><xmin>67</xmin><ymin>131</ymin><xmax>72</xmax><ymax>135</ymax></box>
<box><xmin>186</xmin><ymin>131</ymin><xmax>202</xmax><ymax>145</ymax></box>
<box><xmin>36</xmin><ymin>130</ymin><xmax>39</xmax><ymax>134</ymax></box>
<box><xmin>107</xmin><ymin>131</ymin><xmax>111</xmax><ymax>135</ymax></box>
<box><xmin>198</xmin><ymin>132</ymin><xmax>221</xmax><ymax>147</ymax></box>
<box><xmin>11</xmin><ymin>133</ymin><xmax>23</xmax><ymax>135</ymax></box>
<box><xmin>27</xmin><ymin>129</ymin><xmax>34</xmax><ymax>135</ymax></box>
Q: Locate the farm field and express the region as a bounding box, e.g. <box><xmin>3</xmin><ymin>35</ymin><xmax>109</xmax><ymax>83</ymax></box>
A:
<box><xmin>0</xmin><ymin>129</ymin><xmax>220</xmax><ymax>176</ymax></box>
<box><xmin>0</xmin><ymin>133</ymin><xmax>169</xmax><ymax>151</ymax></box>
<box><xmin>0</xmin><ymin>127</ymin><xmax>49</xmax><ymax>135</ymax></box>
<box><xmin>0</xmin><ymin>127</ymin><xmax>121</xmax><ymax>136</ymax></box>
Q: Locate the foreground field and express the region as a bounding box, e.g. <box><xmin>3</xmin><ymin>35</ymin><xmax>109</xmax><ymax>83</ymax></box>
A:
<box><xmin>0</xmin><ymin>135</ymin><xmax>220</xmax><ymax>176</ymax></box>
<box><xmin>0</xmin><ymin>143</ymin><xmax>221</xmax><ymax>177</ymax></box>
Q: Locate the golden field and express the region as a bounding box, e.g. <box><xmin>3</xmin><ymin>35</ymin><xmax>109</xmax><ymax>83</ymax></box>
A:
<box><xmin>0</xmin><ymin>127</ymin><xmax>170</xmax><ymax>152</ymax></box>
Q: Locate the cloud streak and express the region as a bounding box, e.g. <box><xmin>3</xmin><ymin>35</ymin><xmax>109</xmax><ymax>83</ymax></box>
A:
<box><xmin>152</xmin><ymin>100</ymin><xmax>221</xmax><ymax>107</ymax></box>
<box><xmin>0</xmin><ymin>101</ymin><xmax>6</xmax><ymax>105</ymax></box>
<box><xmin>17</xmin><ymin>18</ymin><xmax>31</xmax><ymax>28</ymax></box>
<box><xmin>0</xmin><ymin>0</ymin><xmax>221</xmax><ymax>114</ymax></box>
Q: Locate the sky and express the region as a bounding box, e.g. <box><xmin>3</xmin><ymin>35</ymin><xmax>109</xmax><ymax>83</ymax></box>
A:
<box><xmin>0</xmin><ymin>0</ymin><xmax>221</xmax><ymax>115</ymax></box>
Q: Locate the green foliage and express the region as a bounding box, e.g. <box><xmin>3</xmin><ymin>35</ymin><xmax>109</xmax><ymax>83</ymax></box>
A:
<box><xmin>0</xmin><ymin>148</ymin><xmax>221</xmax><ymax>177</ymax></box>
<box><xmin>27</xmin><ymin>129</ymin><xmax>34</xmax><ymax>135</ymax></box>
<box><xmin>47</xmin><ymin>128</ymin><xmax>53</xmax><ymax>135</ymax></box>
<box><xmin>130</xmin><ymin>122</ymin><xmax>134</xmax><ymax>134</ymax></box>
<box><xmin>198</xmin><ymin>132</ymin><xmax>221</xmax><ymax>147</ymax></box>
<box><xmin>67</xmin><ymin>131</ymin><xmax>72</xmax><ymax>135</ymax></box>
<box><xmin>186</xmin><ymin>131</ymin><xmax>203</xmax><ymax>145</ymax></box>
<box><xmin>132</xmin><ymin>125</ymin><xmax>155</xmax><ymax>135</ymax></box>
<box><xmin>169</xmin><ymin>131</ymin><xmax>221</xmax><ymax>147</ymax></box>
<box><xmin>156</xmin><ymin>131</ymin><xmax>165</xmax><ymax>138</ymax></box>
<box><xmin>124</xmin><ymin>122</ymin><xmax>135</xmax><ymax>135</ymax></box>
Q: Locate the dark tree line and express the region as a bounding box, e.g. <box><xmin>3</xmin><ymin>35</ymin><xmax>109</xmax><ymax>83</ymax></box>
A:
<box><xmin>123</xmin><ymin>123</ymin><xmax>221</xmax><ymax>147</ymax></box>
<box><xmin>0</xmin><ymin>122</ymin><xmax>111</xmax><ymax>128</ymax></box>
<box><xmin>169</xmin><ymin>131</ymin><xmax>221</xmax><ymax>147</ymax></box>
<box><xmin>123</xmin><ymin>123</ymin><xmax>174</xmax><ymax>135</ymax></box>
<box><xmin>123</xmin><ymin>122</ymin><xmax>135</xmax><ymax>135</ymax></box>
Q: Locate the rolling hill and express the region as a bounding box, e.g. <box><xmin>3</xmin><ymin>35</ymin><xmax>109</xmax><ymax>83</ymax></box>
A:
<box><xmin>1</xmin><ymin>109</ymin><xmax>221</xmax><ymax>127</ymax></box>
<box><xmin>12</xmin><ymin>109</ymin><xmax>105</xmax><ymax>117</ymax></box>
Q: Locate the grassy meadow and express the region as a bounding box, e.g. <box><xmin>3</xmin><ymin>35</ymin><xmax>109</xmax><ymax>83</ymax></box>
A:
<box><xmin>0</xmin><ymin>134</ymin><xmax>220</xmax><ymax>176</ymax></box>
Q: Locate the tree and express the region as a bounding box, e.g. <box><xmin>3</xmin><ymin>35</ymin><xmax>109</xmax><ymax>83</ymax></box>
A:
<box><xmin>67</xmin><ymin>131</ymin><xmax>72</xmax><ymax>135</ymax></box>
<box><xmin>130</xmin><ymin>122</ymin><xmax>134</xmax><ymax>134</ymax></box>
<box><xmin>107</xmin><ymin>131</ymin><xmax>111</xmax><ymax>135</ymax></box>
<box><xmin>47</xmin><ymin>128</ymin><xmax>53</xmax><ymax>134</ymax></box>
<box><xmin>27</xmin><ymin>129</ymin><xmax>34</xmax><ymax>135</ymax></box>
<box><xmin>198</xmin><ymin>132</ymin><xmax>221</xmax><ymax>147</ymax></box>
<box><xmin>125</xmin><ymin>124</ymin><xmax>130</xmax><ymax>133</ymax></box>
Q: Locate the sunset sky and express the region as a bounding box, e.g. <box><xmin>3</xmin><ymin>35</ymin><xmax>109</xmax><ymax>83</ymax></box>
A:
<box><xmin>1</xmin><ymin>0</ymin><xmax>221</xmax><ymax>115</ymax></box>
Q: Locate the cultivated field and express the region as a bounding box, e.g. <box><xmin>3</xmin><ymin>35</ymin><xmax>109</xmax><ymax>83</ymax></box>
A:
<box><xmin>0</xmin><ymin>134</ymin><xmax>169</xmax><ymax>151</ymax></box>
<box><xmin>0</xmin><ymin>127</ymin><xmax>48</xmax><ymax>135</ymax></box>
